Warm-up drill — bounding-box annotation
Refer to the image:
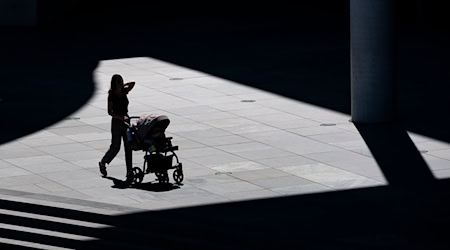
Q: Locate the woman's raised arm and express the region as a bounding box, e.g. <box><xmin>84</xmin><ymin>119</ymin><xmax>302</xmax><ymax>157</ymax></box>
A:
<box><xmin>123</xmin><ymin>82</ymin><xmax>135</xmax><ymax>94</ymax></box>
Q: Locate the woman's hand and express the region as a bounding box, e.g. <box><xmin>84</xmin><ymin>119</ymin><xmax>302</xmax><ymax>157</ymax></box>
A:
<box><xmin>123</xmin><ymin>82</ymin><xmax>135</xmax><ymax>94</ymax></box>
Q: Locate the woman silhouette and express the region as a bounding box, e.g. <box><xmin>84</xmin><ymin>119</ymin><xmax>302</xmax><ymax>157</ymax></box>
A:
<box><xmin>99</xmin><ymin>74</ymin><xmax>135</xmax><ymax>180</ymax></box>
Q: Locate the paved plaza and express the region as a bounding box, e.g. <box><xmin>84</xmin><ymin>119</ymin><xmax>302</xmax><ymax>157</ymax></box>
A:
<box><xmin>1</xmin><ymin>57</ymin><xmax>450</xmax><ymax>248</ymax></box>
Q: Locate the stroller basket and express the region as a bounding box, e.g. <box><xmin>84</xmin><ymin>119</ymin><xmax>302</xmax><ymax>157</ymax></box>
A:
<box><xmin>145</xmin><ymin>154</ymin><xmax>173</xmax><ymax>173</ymax></box>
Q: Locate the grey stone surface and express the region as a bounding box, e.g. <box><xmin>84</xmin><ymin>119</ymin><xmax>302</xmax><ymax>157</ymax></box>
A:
<box><xmin>256</xmin><ymin>155</ymin><xmax>318</xmax><ymax>168</ymax></box>
<box><xmin>215</xmin><ymin>142</ymin><xmax>272</xmax><ymax>153</ymax></box>
<box><xmin>185</xmin><ymin>135</ymin><xmax>251</xmax><ymax>147</ymax></box>
<box><xmin>81</xmin><ymin>139</ymin><xmax>111</xmax><ymax>150</ymax></box>
<box><xmin>303</xmin><ymin>150</ymin><xmax>371</xmax><ymax>163</ymax></box>
<box><xmin>167</xmin><ymin>122</ymin><xmax>213</xmax><ymax>133</ymax></box>
<box><xmin>272</xmin><ymin>183</ymin><xmax>333</xmax><ymax>195</ymax></box>
<box><xmin>228</xmin><ymin>106</ymin><xmax>282</xmax><ymax>117</ymax></box>
<box><xmin>0</xmin><ymin>141</ymin><xmax>30</xmax><ymax>150</ymax></box>
<box><xmin>428</xmin><ymin>149</ymin><xmax>450</xmax><ymax>161</ymax></box>
<box><xmin>0</xmin><ymin>167</ymin><xmax>33</xmax><ymax>178</ymax></box>
<box><xmin>184</xmin><ymin>174</ymin><xmax>239</xmax><ymax>187</ymax></box>
<box><xmin>196</xmin><ymin>181</ymin><xmax>264</xmax><ymax>195</ymax></box>
<box><xmin>0</xmin><ymin>175</ymin><xmax>49</xmax><ymax>188</ymax></box>
<box><xmin>423</xmin><ymin>155</ymin><xmax>450</xmax><ymax>171</ymax></box>
<box><xmin>210</xmin><ymin>161</ymin><xmax>268</xmax><ymax>173</ymax></box>
<box><xmin>327</xmin><ymin>158</ymin><xmax>383</xmax><ymax>178</ymax></box>
<box><xmin>0</xmin><ymin>147</ymin><xmax>47</xmax><ymax>159</ymax></box>
<box><xmin>233</xmin><ymin>148</ymin><xmax>295</xmax><ymax>161</ymax></box>
<box><xmin>152</xmin><ymin>187</ymin><xmax>214</xmax><ymax>200</ymax></box>
<box><xmin>169</xmin><ymin>194</ymin><xmax>230</xmax><ymax>207</ymax></box>
<box><xmin>249</xmin><ymin>175</ymin><xmax>314</xmax><ymax>189</ymax></box>
<box><xmin>177</xmin><ymin>147</ymin><xmax>223</xmax><ymax>158</ymax></box>
<box><xmin>202</xmin><ymin>117</ymin><xmax>260</xmax><ymax>129</ymax></box>
<box><xmin>166</xmin><ymin>105</ymin><xmax>220</xmax><ymax>116</ymax></box>
<box><xmin>187</xmin><ymin>153</ymin><xmax>247</xmax><ymax>167</ymax></box>
<box><xmin>308</xmin><ymin>132</ymin><xmax>364</xmax><ymax>144</ymax></box>
<box><xmin>174</xmin><ymin>128</ymin><xmax>232</xmax><ymax>140</ymax></box>
<box><xmin>4</xmin><ymin>155</ymin><xmax>64</xmax><ymax>167</ymax></box>
<box><xmin>433</xmin><ymin>169</ymin><xmax>450</xmax><ymax>179</ymax></box>
<box><xmin>64</xmin><ymin>132</ymin><xmax>112</xmax><ymax>142</ymax></box>
<box><xmin>288</xmin><ymin>126</ymin><xmax>345</xmax><ymax>136</ymax></box>
<box><xmin>19</xmin><ymin>135</ymin><xmax>76</xmax><ymax>147</ymax></box>
<box><xmin>230</xmin><ymin>168</ymin><xmax>291</xmax><ymax>181</ymax></box>
<box><xmin>18</xmin><ymin>162</ymin><xmax>82</xmax><ymax>174</ymax></box>
<box><xmin>242</xmin><ymin>130</ymin><xmax>341</xmax><ymax>155</ymax></box>
<box><xmin>221</xmin><ymin>123</ymin><xmax>279</xmax><ymax>135</ymax></box>
<box><xmin>278</xmin><ymin>163</ymin><xmax>382</xmax><ymax>189</ymax></box>
<box><xmin>0</xmin><ymin>159</ymin><xmax>15</xmax><ymax>169</ymax></box>
<box><xmin>53</xmin><ymin>150</ymin><xmax>105</xmax><ymax>162</ymax></box>
<box><xmin>220</xmin><ymin>189</ymin><xmax>280</xmax><ymax>201</ymax></box>
<box><xmin>208</xmin><ymin>102</ymin><xmax>260</xmax><ymax>111</ymax></box>
<box><xmin>414</xmin><ymin>140</ymin><xmax>450</xmax><ymax>151</ymax></box>
<box><xmin>47</xmin><ymin>125</ymin><xmax>106</xmax><ymax>136</ymax></box>
<box><xmin>35</xmin><ymin>143</ymin><xmax>93</xmax><ymax>154</ymax></box>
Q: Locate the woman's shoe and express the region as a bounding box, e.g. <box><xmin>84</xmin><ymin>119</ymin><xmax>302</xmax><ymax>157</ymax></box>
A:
<box><xmin>99</xmin><ymin>161</ymin><xmax>107</xmax><ymax>177</ymax></box>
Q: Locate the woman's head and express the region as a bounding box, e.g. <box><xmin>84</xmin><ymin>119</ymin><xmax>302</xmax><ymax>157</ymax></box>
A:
<box><xmin>109</xmin><ymin>74</ymin><xmax>124</xmax><ymax>94</ymax></box>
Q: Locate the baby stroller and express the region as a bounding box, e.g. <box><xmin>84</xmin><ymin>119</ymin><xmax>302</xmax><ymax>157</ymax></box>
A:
<box><xmin>125</xmin><ymin>114</ymin><xmax>183</xmax><ymax>185</ymax></box>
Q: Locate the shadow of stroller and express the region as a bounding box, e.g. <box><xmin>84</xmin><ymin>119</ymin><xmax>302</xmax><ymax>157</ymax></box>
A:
<box><xmin>134</xmin><ymin>181</ymin><xmax>180</xmax><ymax>192</ymax></box>
<box><xmin>104</xmin><ymin>176</ymin><xmax>180</xmax><ymax>192</ymax></box>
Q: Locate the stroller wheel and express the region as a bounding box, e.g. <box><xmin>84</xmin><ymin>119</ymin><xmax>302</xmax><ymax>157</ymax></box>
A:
<box><xmin>131</xmin><ymin>167</ymin><xmax>144</xmax><ymax>185</ymax></box>
<box><xmin>155</xmin><ymin>171</ymin><xmax>169</xmax><ymax>183</ymax></box>
<box><xmin>173</xmin><ymin>169</ymin><xmax>184</xmax><ymax>184</ymax></box>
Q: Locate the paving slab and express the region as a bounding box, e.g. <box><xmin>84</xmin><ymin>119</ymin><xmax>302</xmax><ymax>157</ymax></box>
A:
<box><xmin>0</xmin><ymin>147</ymin><xmax>47</xmax><ymax>159</ymax></box>
<box><xmin>210</xmin><ymin>161</ymin><xmax>268</xmax><ymax>173</ymax></box>
<box><xmin>255</xmin><ymin>155</ymin><xmax>318</xmax><ymax>168</ymax></box>
<box><xmin>248</xmin><ymin>175</ymin><xmax>314</xmax><ymax>189</ymax></box>
<box><xmin>427</xmin><ymin>148</ymin><xmax>450</xmax><ymax>161</ymax></box>
<box><xmin>196</xmin><ymin>181</ymin><xmax>264</xmax><ymax>195</ymax></box>
<box><xmin>272</xmin><ymin>183</ymin><xmax>334</xmax><ymax>195</ymax></box>
<box><xmin>186</xmin><ymin>153</ymin><xmax>247</xmax><ymax>167</ymax></box>
<box><xmin>18</xmin><ymin>162</ymin><xmax>82</xmax><ymax>174</ymax></box>
<box><xmin>220</xmin><ymin>189</ymin><xmax>280</xmax><ymax>201</ymax></box>
<box><xmin>229</xmin><ymin>168</ymin><xmax>291</xmax><ymax>181</ymax></box>
<box><xmin>183</xmin><ymin>135</ymin><xmax>251</xmax><ymax>147</ymax></box>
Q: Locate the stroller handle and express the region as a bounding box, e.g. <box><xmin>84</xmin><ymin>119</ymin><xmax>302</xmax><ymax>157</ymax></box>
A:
<box><xmin>124</xmin><ymin>116</ymin><xmax>140</xmax><ymax>127</ymax></box>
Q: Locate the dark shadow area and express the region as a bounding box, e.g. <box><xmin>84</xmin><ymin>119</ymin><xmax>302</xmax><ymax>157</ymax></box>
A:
<box><xmin>1</xmin><ymin>180</ymin><xmax>450</xmax><ymax>249</ymax></box>
<box><xmin>1</xmin><ymin>0</ymin><xmax>450</xmax><ymax>249</ymax></box>
<box><xmin>0</xmin><ymin>19</ymin><xmax>98</xmax><ymax>144</ymax></box>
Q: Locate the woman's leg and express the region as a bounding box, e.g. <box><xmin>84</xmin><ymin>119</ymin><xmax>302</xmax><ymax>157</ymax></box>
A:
<box><xmin>122</xmin><ymin>125</ymin><xmax>133</xmax><ymax>176</ymax></box>
<box><xmin>101</xmin><ymin>118</ymin><xmax>122</xmax><ymax>165</ymax></box>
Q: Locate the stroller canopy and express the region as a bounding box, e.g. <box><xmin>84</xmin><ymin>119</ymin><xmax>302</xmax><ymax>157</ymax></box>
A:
<box><xmin>134</xmin><ymin>114</ymin><xmax>170</xmax><ymax>143</ymax></box>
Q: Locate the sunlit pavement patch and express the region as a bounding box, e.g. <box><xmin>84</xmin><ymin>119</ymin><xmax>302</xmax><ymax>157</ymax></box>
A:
<box><xmin>1</xmin><ymin>56</ymin><xmax>449</xmax><ymax>217</ymax></box>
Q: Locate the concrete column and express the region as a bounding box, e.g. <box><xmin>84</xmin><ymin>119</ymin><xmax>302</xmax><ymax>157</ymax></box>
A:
<box><xmin>350</xmin><ymin>0</ymin><xmax>395</xmax><ymax>123</ymax></box>
<box><xmin>0</xmin><ymin>0</ymin><xmax>37</xmax><ymax>26</ymax></box>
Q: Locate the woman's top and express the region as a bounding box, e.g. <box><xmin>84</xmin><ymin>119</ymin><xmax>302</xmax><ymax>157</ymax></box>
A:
<box><xmin>108</xmin><ymin>88</ymin><xmax>129</xmax><ymax>117</ymax></box>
